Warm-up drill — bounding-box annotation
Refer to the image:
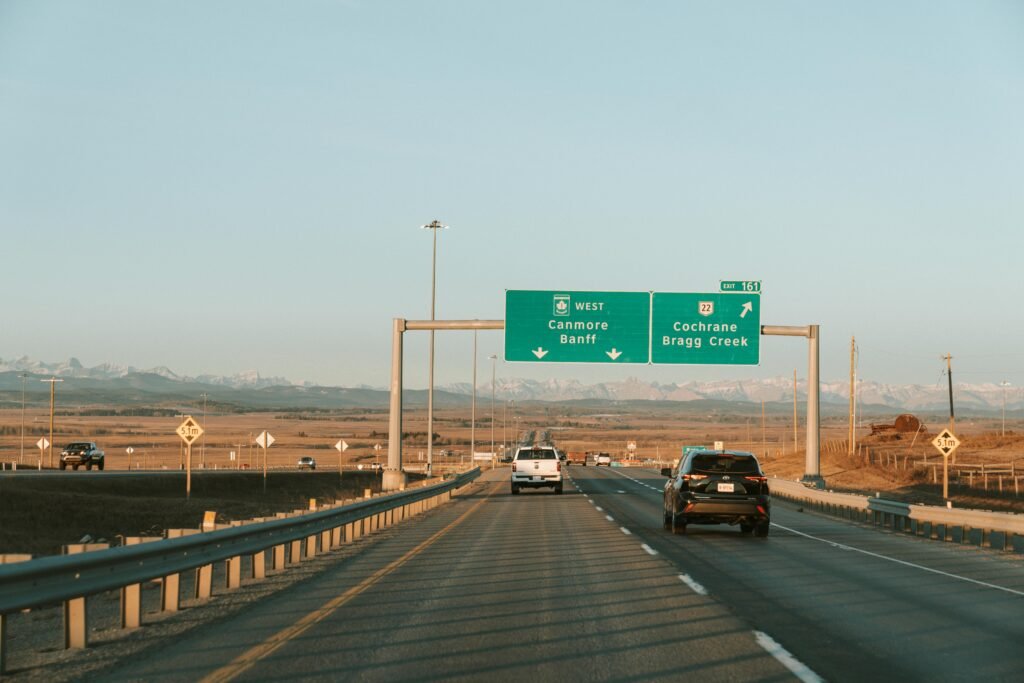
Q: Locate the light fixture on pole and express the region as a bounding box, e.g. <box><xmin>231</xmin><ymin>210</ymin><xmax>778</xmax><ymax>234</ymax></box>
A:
<box><xmin>1001</xmin><ymin>381</ymin><xmax>1011</xmax><ymax>437</ymax></box>
<box><xmin>40</xmin><ymin>377</ymin><xmax>63</xmax><ymax>468</ymax></box>
<box><xmin>421</xmin><ymin>219</ymin><xmax>448</xmax><ymax>477</ymax></box>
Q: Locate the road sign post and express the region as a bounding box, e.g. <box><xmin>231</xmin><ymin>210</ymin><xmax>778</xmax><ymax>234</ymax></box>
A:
<box><xmin>176</xmin><ymin>416</ymin><xmax>204</xmax><ymax>499</ymax></box>
<box><xmin>126</xmin><ymin>446</ymin><xmax>134</xmax><ymax>471</ymax></box>
<box><xmin>255</xmin><ymin>431</ymin><xmax>275</xmax><ymax>490</ymax></box>
<box><xmin>335</xmin><ymin>439</ymin><xmax>348</xmax><ymax>477</ymax></box>
<box><xmin>35</xmin><ymin>437</ymin><xmax>48</xmax><ymax>471</ymax></box>
<box><xmin>932</xmin><ymin>428</ymin><xmax>961</xmax><ymax>500</ymax></box>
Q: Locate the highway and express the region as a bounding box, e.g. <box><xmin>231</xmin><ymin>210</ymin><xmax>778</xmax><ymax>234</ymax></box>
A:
<box><xmin>86</xmin><ymin>466</ymin><xmax>1024</xmax><ymax>682</ymax></box>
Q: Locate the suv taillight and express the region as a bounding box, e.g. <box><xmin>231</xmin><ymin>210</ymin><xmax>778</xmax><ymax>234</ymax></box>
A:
<box><xmin>744</xmin><ymin>476</ymin><xmax>767</xmax><ymax>483</ymax></box>
<box><xmin>683</xmin><ymin>473</ymin><xmax>707</xmax><ymax>481</ymax></box>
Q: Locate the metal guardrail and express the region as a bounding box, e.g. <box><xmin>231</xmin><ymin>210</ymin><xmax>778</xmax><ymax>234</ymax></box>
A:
<box><xmin>770</xmin><ymin>477</ymin><xmax>1024</xmax><ymax>551</ymax></box>
<box><xmin>0</xmin><ymin>468</ymin><xmax>479</xmax><ymax>613</ymax></box>
<box><xmin>0</xmin><ymin>468</ymin><xmax>481</xmax><ymax>671</ymax></box>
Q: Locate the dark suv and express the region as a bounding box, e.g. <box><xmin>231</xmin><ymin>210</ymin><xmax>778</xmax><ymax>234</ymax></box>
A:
<box><xmin>662</xmin><ymin>450</ymin><xmax>770</xmax><ymax>537</ymax></box>
<box><xmin>59</xmin><ymin>442</ymin><xmax>105</xmax><ymax>471</ymax></box>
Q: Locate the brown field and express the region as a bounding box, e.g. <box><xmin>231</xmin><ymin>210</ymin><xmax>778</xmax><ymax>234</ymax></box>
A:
<box><xmin>1</xmin><ymin>404</ymin><xmax>1022</xmax><ymax>556</ymax></box>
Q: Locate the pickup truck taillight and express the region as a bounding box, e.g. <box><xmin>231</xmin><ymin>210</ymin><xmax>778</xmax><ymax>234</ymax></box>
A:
<box><xmin>512</xmin><ymin>463</ymin><xmax>517</xmax><ymax>472</ymax></box>
<box><xmin>556</xmin><ymin>462</ymin><xmax>561</xmax><ymax>472</ymax></box>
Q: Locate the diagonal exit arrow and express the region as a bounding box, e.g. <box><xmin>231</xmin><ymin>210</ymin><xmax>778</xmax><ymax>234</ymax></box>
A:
<box><xmin>532</xmin><ymin>347</ymin><xmax>548</xmax><ymax>359</ymax></box>
<box><xmin>606</xmin><ymin>348</ymin><xmax>622</xmax><ymax>360</ymax></box>
<box><xmin>740</xmin><ymin>302</ymin><xmax>753</xmax><ymax>318</ymax></box>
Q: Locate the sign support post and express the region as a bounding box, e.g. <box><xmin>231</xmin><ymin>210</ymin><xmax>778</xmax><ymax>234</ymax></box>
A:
<box><xmin>932</xmin><ymin>429</ymin><xmax>961</xmax><ymax>500</ymax></box>
<box><xmin>175</xmin><ymin>416</ymin><xmax>204</xmax><ymax>499</ymax></box>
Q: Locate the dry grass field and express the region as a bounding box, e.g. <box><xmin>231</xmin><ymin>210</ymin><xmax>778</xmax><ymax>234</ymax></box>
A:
<box><xmin>1</xmin><ymin>403</ymin><xmax>1021</xmax><ymax>555</ymax></box>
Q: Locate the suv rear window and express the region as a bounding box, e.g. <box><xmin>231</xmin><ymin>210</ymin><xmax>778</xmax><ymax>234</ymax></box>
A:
<box><xmin>689</xmin><ymin>453</ymin><xmax>760</xmax><ymax>474</ymax></box>
<box><xmin>516</xmin><ymin>449</ymin><xmax>557</xmax><ymax>460</ymax></box>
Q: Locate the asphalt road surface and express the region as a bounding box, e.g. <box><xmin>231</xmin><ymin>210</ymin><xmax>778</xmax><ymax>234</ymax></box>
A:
<box><xmin>91</xmin><ymin>466</ymin><xmax>1024</xmax><ymax>682</ymax></box>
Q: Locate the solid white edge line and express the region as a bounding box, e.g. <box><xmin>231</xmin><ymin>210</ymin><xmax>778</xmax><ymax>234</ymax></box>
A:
<box><xmin>641</xmin><ymin>543</ymin><xmax>658</xmax><ymax>556</ymax></box>
<box><xmin>754</xmin><ymin>631</ymin><xmax>824</xmax><ymax>683</ymax></box>
<box><xmin>620</xmin><ymin>527</ymin><xmax>632</xmax><ymax>535</ymax></box>
<box><xmin>678</xmin><ymin>573</ymin><xmax>708</xmax><ymax>596</ymax></box>
<box><xmin>772</xmin><ymin>522</ymin><xmax>1024</xmax><ymax>598</ymax></box>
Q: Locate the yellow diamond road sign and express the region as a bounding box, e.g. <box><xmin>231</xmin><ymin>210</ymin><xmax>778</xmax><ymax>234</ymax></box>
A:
<box><xmin>176</xmin><ymin>416</ymin><xmax>204</xmax><ymax>445</ymax></box>
<box><xmin>931</xmin><ymin>428</ymin><xmax>960</xmax><ymax>458</ymax></box>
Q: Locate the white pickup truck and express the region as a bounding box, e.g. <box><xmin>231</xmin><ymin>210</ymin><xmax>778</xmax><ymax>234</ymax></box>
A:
<box><xmin>511</xmin><ymin>446</ymin><xmax>563</xmax><ymax>495</ymax></box>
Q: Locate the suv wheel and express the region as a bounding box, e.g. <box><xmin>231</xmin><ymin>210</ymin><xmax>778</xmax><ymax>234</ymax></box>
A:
<box><xmin>663</xmin><ymin>510</ymin><xmax>672</xmax><ymax>530</ymax></box>
<box><xmin>97</xmin><ymin>460</ymin><xmax>104</xmax><ymax>471</ymax></box>
<box><xmin>671</xmin><ymin>502</ymin><xmax>687</xmax><ymax>535</ymax></box>
<box><xmin>86</xmin><ymin>462</ymin><xmax>92</xmax><ymax>471</ymax></box>
<box><xmin>59</xmin><ymin>462</ymin><xmax>66</xmax><ymax>470</ymax></box>
<box><xmin>754</xmin><ymin>521</ymin><xmax>770</xmax><ymax>538</ymax></box>
<box><xmin>554</xmin><ymin>483</ymin><xmax>563</xmax><ymax>494</ymax></box>
<box><xmin>510</xmin><ymin>484</ymin><xmax>520</xmax><ymax>495</ymax></box>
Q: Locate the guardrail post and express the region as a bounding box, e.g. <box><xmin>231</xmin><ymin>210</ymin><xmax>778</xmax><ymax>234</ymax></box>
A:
<box><xmin>251</xmin><ymin>550</ymin><xmax>266</xmax><ymax>580</ymax></box>
<box><xmin>0</xmin><ymin>554</ymin><xmax>32</xmax><ymax>673</ymax></box>
<box><xmin>321</xmin><ymin>529</ymin><xmax>332</xmax><ymax>551</ymax></box>
<box><xmin>161</xmin><ymin>529</ymin><xmax>193</xmax><ymax>612</ymax></box>
<box><xmin>272</xmin><ymin>544</ymin><xmax>286</xmax><ymax>571</ymax></box>
<box><xmin>305</xmin><ymin>534</ymin><xmax>317</xmax><ymax>559</ymax></box>
<box><xmin>225</xmin><ymin>556</ymin><xmax>242</xmax><ymax>590</ymax></box>
<box><xmin>62</xmin><ymin>543</ymin><xmax>109</xmax><ymax>649</ymax></box>
<box><xmin>289</xmin><ymin>538</ymin><xmax>303</xmax><ymax>564</ymax></box>
<box><xmin>195</xmin><ymin>563</ymin><xmax>213</xmax><ymax>600</ymax></box>
<box><xmin>120</xmin><ymin>536</ymin><xmax>160</xmax><ymax>628</ymax></box>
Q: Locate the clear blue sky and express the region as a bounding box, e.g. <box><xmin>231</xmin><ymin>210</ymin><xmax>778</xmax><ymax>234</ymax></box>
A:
<box><xmin>2</xmin><ymin>1</ymin><xmax>1023</xmax><ymax>389</ymax></box>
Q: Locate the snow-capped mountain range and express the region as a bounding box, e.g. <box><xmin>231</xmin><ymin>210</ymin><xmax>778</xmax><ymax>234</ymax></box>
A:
<box><xmin>1</xmin><ymin>356</ymin><xmax>1021</xmax><ymax>411</ymax></box>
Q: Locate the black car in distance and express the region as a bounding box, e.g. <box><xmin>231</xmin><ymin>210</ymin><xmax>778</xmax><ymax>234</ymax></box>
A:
<box><xmin>662</xmin><ymin>450</ymin><xmax>770</xmax><ymax>537</ymax></box>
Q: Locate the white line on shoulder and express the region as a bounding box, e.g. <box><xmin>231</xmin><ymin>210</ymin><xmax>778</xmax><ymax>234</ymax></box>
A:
<box><xmin>772</xmin><ymin>522</ymin><xmax>1024</xmax><ymax>597</ymax></box>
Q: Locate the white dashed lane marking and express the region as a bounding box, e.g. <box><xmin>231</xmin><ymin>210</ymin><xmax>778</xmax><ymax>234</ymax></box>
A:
<box><xmin>641</xmin><ymin>543</ymin><xmax>658</xmax><ymax>556</ymax></box>
<box><xmin>679</xmin><ymin>573</ymin><xmax>708</xmax><ymax>596</ymax></box>
<box><xmin>620</xmin><ymin>527</ymin><xmax>632</xmax><ymax>535</ymax></box>
<box><xmin>605</xmin><ymin>515</ymin><xmax>614</xmax><ymax>522</ymax></box>
<box><xmin>754</xmin><ymin>631</ymin><xmax>824</xmax><ymax>683</ymax></box>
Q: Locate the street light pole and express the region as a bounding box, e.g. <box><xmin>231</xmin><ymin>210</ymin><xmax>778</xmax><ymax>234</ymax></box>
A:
<box><xmin>20</xmin><ymin>372</ymin><xmax>27</xmax><ymax>465</ymax></box>
<box><xmin>200</xmin><ymin>392</ymin><xmax>208</xmax><ymax>469</ymax></box>
<box><xmin>471</xmin><ymin>329</ymin><xmax>477</xmax><ymax>470</ymax></box>
<box><xmin>1001</xmin><ymin>381</ymin><xmax>1011</xmax><ymax>437</ymax></box>
<box><xmin>41</xmin><ymin>377</ymin><xmax>63</xmax><ymax>468</ymax></box>
<box><xmin>421</xmin><ymin>220</ymin><xmax>447</xmax><ymax>477</ymax></box>
<box><xmin>489</xmin><ymin>355</ymin><xmax>497</xmax><ymax>461</ymax></box>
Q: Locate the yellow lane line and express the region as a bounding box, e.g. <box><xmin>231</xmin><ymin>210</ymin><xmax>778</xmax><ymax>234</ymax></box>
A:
<box><xmin>200</xmin><ymin>484</ymin><xmax>495</xmax><ymax>683</ymax></box>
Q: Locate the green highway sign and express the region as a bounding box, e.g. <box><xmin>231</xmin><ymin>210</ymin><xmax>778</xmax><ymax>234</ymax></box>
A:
<box><xmin>505</xmin><ymin>290</ymin><xmax>651</xmax><ymax>363</ymax></box>
<box><xmin>650</xmin><ymin>293</ymin><xmax>761</xmax><ymax>365</ymax></box>
<box><xmin>720</xmin><ymin>280</ymin><xmax>761</xmax><ymax>294</ymax></box>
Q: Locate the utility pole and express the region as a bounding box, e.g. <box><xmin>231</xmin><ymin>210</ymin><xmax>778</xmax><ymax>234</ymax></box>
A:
<box><xmin>848</xmin><ymin>336</ymin><xmax>855</xmax><ymax>454</ymax></box>
<box><xmin>41</xmin><ymin>377</ymin><xmax>63</xmax><ymax>468</ymax></box>
<box><xmin>761</xmin><ymin>399</ymin><xmax>766</xmax><ymax>461</ymax></box>
<box><xmin>944</xmin><ymin>354</ymin><xmax>954</xmax><ymax>432</ymax></box>
<box><xmin>793</xmin><ymin>369</ymin><xmax>798</xmax><ymax>455</ymax></box>
<box><xmin>200</xmin><ymin>392</ymin><xmax>208</xmax><ymax>469</ymax></box>
<box><xmin>490</xmin><ymin>354</ymin><xmax>497</xmax><ymax>464</ymax></box>
<box><xmin>18</xmin><ymin>374</ymin><xmax>27</xmax><ymax>464</ymax></box>
<box><xmin>1001</xmin><ymin>381</ymin><xmax>1011</xmax><ymax>437</ymax></box>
